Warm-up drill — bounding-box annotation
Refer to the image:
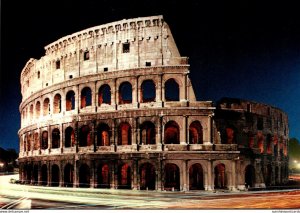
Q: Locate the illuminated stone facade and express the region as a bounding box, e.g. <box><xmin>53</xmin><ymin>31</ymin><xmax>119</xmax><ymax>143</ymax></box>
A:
<box><xmin>18</xmin><ymin>15</ymin><xmax>289</xmax><ymax>191</ymax></box>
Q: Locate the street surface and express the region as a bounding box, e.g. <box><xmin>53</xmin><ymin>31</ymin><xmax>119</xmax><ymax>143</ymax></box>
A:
<box><xmin>1</xmin><ymin>174</ymin><xmax>300</xmax><ymax>209</ymax></box>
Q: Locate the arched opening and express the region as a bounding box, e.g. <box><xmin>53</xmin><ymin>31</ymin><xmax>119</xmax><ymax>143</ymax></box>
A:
<box><xmin>164</xmin><ymin>163</ymin><xmax>180</xmax><ymax>191</ymax></box>
<box><xmin>118</xmin><ymin>164</ymin><xmax>131</xmax><ymax>189</ymax></box>
<box><xmin>26</xmin><ymin>165</ymin><xmax>32</xmax><ymax>184</ymax></box>
<box><xmin>52</xmin><ymin>128</ymin><xmax>60</xmax><ymax>149</ymax></box>
<box><xmin>189</xmin><ymin>121</ymin><xmax>203</xmax><ymax>144</ymax></box>
<box><xmin>140</xmin><ymin>121</ymin><xmax>156</xmax><ymax>145</ymax></box>
<box><xmin>266</xmin><ymin>134</ymin><xmax>272</xmax><ymax>154</ymax></box>
<box><xmin>27</xmin><ymin>134</ymin><xmax>32</xmax><ymax>151</ymax></box>
<box><xmin>141</xmin><ymin>80</ymin><xmax>156</xmax><ymax>103</ymax></box>
<box><xmin>119</xmin><ymin>82</ymin><xmax>132</xmax><ymax>104</ymax></box>
<box><xmin>41</xmin><ymin>164</ymin><xmax>48</xmax><ymax>186</ymax></box>
<box><xmin>97</xmin><ymin>123</ymin><xmax>110</xmax><ymax>146</ymax></box>
<box><xmin>164</xmin><ymin>121</ymin><xmax>180</xmax><ymax>144</ymax></box>
<box><xmin>79</xmin><ymin>164</ymin><xmax>90</xmax><ymax>188</ymax></box>
<box><xmin>258</xmin><ymin>135</ymin><xmax>264</xmax><ymax>153</ymax></box>
<box><xmin>245</xmin><ymin>165</ymin><xmax>255</xmax><ymax>188</ymax></box>
<box><xmin>266</xmin><ymin>164</ymin><xmax>272</xmax><ymax>186</ymax></box>
<box><xmin>64</xmin><ymin>164</ymin><xmax>74</xmax><ymax>187</ymax></box>
<box><xmin>140</xmin><ymin>163</ymin><xmax>156</xmax><ymax>190</ymax></box>
<box><xmin>33</xmin><ymin>165</ymin><xmax>38</xmax><ymax>185</ymax></box>
<box><xmin>30</xmin><ymin>104</ymin><xmax>34</xmax><ymax>120</ymax></box>
<box><xmin>118</xmin><ymin>122</ymin><xmax>131</xmax><ymax>145</ymax></box>
<box><xmin>81</xmin><ymin>87</ymin><xmax>92</xmax><ymax>108</ymax></box>
<box><xmin>53</xmin><ymin>94</ymin><xmax>62</xmax><ymax>114</ymax></box>
<box><xmin>41</xmin><ymin>131</ymin><xmax>48</xmax><ymax>149</ymax></box>
<box><xmin>51</xmin><ymin>164</ymin><xmax>60</xmax><ymax>186</ymax></box>
<box><xmin>189</xmin><ymin>164</ymin><xmax>204</xmax><ymax>190</ymax></box>
<box><xmin>275</xmin><ymin>166</ymin><xmax>279</xmax><ymax>184</ymax></box>
<box><xmin>34</xmin><ymin>132</ymin><xmax>39</xmax><ymax>150</ymax></box>
<box><xmin>65</xmin><ymin>127</ymin><xmax>75</xmax><ymax>148</ymax></box>
<box><xmin>165</xmin><ymin>78</ymin><xmax>179</xmax><ymax>101</ymax></box>
<box><xmin>79</xmin><ymin>125</ymin><xmax>92</xmax><ymax>147</ymax></box>
<box><xmin>221</xmin><ymin>125</ymin><xmax>237</xmax><ymax>144</ymax></box>
<box><xmin>97</xmin><ymin>164</ymin><xmax>110</xmax><ymax>188</ymax></box>
<box><xmin>66</xmin><ymin>90</ymin><xmax>75</xmax><ymax>111</ymax></box>
<box><xmin>24</xmin><ymin>135</ymin><xmax>27</xmax><ymax>152</ymax></box>
<box><xmin>43</xmin><ymin>98</ymin><xmax>50</xmax><ymax>116</ymax></box>
<box><xmin>214</xmin><ymin>164</ymin><xmax>226</xmax><ymax>189</ymax></box>
<box><xmin>98</xmin><ymin>84</ymin><xmax>111</xmax><ymax>106</ymax></box>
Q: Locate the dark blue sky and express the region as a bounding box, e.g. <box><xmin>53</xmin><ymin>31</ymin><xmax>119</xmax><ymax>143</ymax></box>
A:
<box><xmin>1</xmin><ymin>0</ymin><xmax>299</xmax><ymax>151</ymax></box>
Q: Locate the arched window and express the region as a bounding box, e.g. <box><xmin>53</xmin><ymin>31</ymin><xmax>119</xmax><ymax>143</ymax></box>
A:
<box><xmin>35</xmin><ymin>101</ymin><xmax>41</xmax><ymax>119</ymax></box>
<box><xmin>164</xmin><ymin>163</ymin><xmax>180</xmax><ymax>190</ymax></box>
<box><xmin>65</xmin><ymin>127</ymin><xmax>75</xmax><ymax>148</ymax></box>
<box><xmin>141</xmin><ymin>80</ymin><xmax>156</xmax><ymax>103</ymax></box>
<box><xmin>189</xmin><ymin>164</ymin><xmax>204</xmax><ymax>190</ymax></box>
<box><xmin>118</xmin><ymin>122</ymin><xmax>131</xmax><ymax>145</ymax></box>
<box><xmin>140</xmin><ymin>163</ymin><xmax>155</xmax><ymax>190</ymax></box>
<box><xmin>119</xmin><ymin>82</ymin><xmax>132</xmax><ymax>104</ymax></box>
<box><xmin>140</xmin><ymin>121</ymin><xmax>156</xmax><ymax>145</ymax></box>
<box><xmin>41</xmin><ymin>131</ymin><xmax>48</xmax><ymax>149</ymax></box>
<box><xmin>214</xmin><ymin>164</ymin><xmax>226</xmax><ymax>189</ymax></box>
<box><xmin>189</xmin><ymin>121</ymin><xmax>203</xmax><ymax>144</ymax></box>
<box><xmin>52</xmin><ymin>128</ymin><xmax>60</xmax><ymax>149</ymax></box>
<box><xmin>98</xmin><ymin>164</ymin><xmax>110</xmax><ymax>188</ymax></box>
<box><xmin>164</xmin><ymin>121</ymin><xmax>180</xmax><ymax>144</ymax></box>
<box><xmin>97</xmin><ymin>123</ymin><xmax>110</xmax><ymax>146</ymax></box>
<box><xmin>118</xmin><ymin>164</ymin><xmax>131</xmax><ymax>189</ymax></box>
<box><xmin>165</xmin><ymin>78</ymin><xmax>179</xmax><ymax>101</ymax></box>
<box><xmin>53</xmin><ymin>94</ymin><xmax>62</xmax><ymax>114</ymax></box>
<box><xmin>51</xmin><ymin>164</ymin><xmax>60</xmax><ymax>186</ymax></box>
<box><xmin>81</xmin><ymin>87</ymin><xmax>92</xmax><ymax>108</ymax></box>
<box><xmin>27</xmin><ymin>134</ymin><xmax>32</xmax><ymax>151</ymax></box>
<box><xmin>43</xmin><ymin>98</ymin><xmax>50</xmax><ymax>116</ymax></box>
<box><xmin>34</xmin><ymin>132</ymin><xmax>39</xmax><ymax>150</ymax></box>
<box><xmin>79</xmin><ymin>164</ymin><xmax>90</xmax><ymax>188</ymax></box>
<box><xmin>79</xmin><ymin>125</ymin><xmax>91</xmax><ymax>147</ymax></box>
<box><xmin>66</xmin><ymin>90</ymin><xmax>75</xmax><ymax>111</ymax></box>
<box><xmin>98</xmin><ymin>84</ymin><xmax>111</xmax><ymax>106</ymax></box>
<box><xmin>64</xmin><ymin>164</ymin><xmax>74</xmax><ymax>187</ymax></box>
<box><xmin>29</xmin><ymin>104</ymin><xmax>34</xmax><ymax>120</ymax></box>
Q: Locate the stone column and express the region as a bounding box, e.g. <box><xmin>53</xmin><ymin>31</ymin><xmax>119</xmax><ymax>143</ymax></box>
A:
<box><xmin>132</xmin><ymin>160</ymin><xmax>138</xmax><ymax>190</ymax></box>
<box><xmin>157</xmin><ymin>74</ymin><xmax>163</xmax><ymax>107</ymax></box>
<box><xmin>90</xmin><ymin>161</ymin><xmax>95</xmax><ymax>188</ymax></box>
<box><xmin>73</xmin><ymin>159</ymin><xmax>78</xmax><ymax>188</ymax></box>
<box><xmin>110</xmin><ymin>162</ymin><xmax>116</xmax><ymax>189</ymax></box>
<box><xmin>271</xmin><ymin>165</ymin><xmax>276</xmax><ymax>185</ymax></box>
<box><xmin>180</xmin><ymin>115</ymin><xmax>187</xmax><ymax>145</ymax></box>
<box><xmin>60</xmin><ymin>123</ymin><xmax>63</xmax><ymax>153</ymax></box>
<box><xmin>48</xmin><ymin>125</ymin><xmax>51</xmax><ymax>153</ymax></box>
<box><xmin>59</xmin><ymin>162</ymin><xmax>64</xmax><ymax>187</ymax></box>
<box><xmin>47</xmin><ymin>161</ymin><xmax>51</xmax><ymax>186</ymax></box>
<box><xmin>182</xmin><ymin>160</ymin><xmax>187</xmax><ymax>191</ymax></box>
<box><xmin>206</xmin><ymin>160</ymin><xmax>213</xmax><ymax>191</ymax></box>
<box><xmin>38</xmin><ymin>162</ymin><xmax>41</xmax><ymax>185</ymax></box>
<box><xmin>156</xmin><ymin>116</ymin><xmax>162</xmax><ymax>151</ymax></box>
<box><xmin>156</xmin><ymin>161</ymin><xmax>162</xmax><ymax>191</ymax></box>
<box><xmin>231</xmin><ymin>160</ymin><xmax>238</xmax><ymax>191</ymax></box>
<box><xmin>204</xmin><ymin>115</ymin><xmax>213</xmax><ymax>145</ymax></box>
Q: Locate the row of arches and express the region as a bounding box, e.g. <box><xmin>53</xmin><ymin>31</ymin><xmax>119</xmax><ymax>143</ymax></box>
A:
<box><xmin>22</xmin><ymin>78</ymin><xmax>180</xmax><ymax>121</ymax></box>
<box><xmin>22</xmin><ymin>120</ymin><xmax>203</xmax><ymax>151</ymax></box>
<box><xmin>23</xmin><ymin>162</ymin><xmax>244</xmax><ymax>190</ymax></box>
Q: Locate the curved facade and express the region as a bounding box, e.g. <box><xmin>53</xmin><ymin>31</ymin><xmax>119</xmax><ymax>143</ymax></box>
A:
<box><xmin>18</xmin><ymin>15</ymin><xmax>289</xmax><ymax>191</ymax></box>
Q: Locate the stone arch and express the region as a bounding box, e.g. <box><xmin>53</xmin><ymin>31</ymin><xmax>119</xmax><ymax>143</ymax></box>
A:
<box><xmin>51</xmin><ymin>164</ymin><xmax>60</xmax><ymax>186</ymax></box>
<box><xmin>43</xmin><ymin>98</ymin><xmax>50</xmax><ymax>116</ymax></box>
<box><xmin>64</xmin><ymin>163</ymin><xmax>74</xmax><ymax>187</ymax></box>
<box><xmin>41</xmin><ymin>131</ymin><xmax>48</xmax><ymax>149</ymax></box>
<box><xmin>118</xmin><ymin>163</ymin><xmax>131</xmax><ymax>189</ymax></box>
<box><xmin>34</xmin><ymin>132</ymin><xmax>39</xmax><ymax>150</ymax></box>
<box><xmin>81</xmin><ymin>87</ymin><xmax>92</xmax><ymax>108</ymax></box>
<box><xmin>51</xmin><ymin>128</ymin><xmax>60</xmax><ymax>149</ymax></box>
<box><xmin>164</xmin><ymin>163</ymin><xmax>180</xmax><ymax>191</ymax></box>
<box><xmin>27</xmin><ymin>133</ymin><xmax>32</xmax><ymax>151</ymax></box>
<box><xmin>41</xmin><ymin>164</ymin><xmax>48</xmax><ymax>186</ymax></box>
<box><xmin>189</xmin><ymin>163</ymin><xmax>204</xmax><ymax>190</ymax></box>
<box><xmin>221</xmin><ymin>125</ymin><xmax>237</xmax><ymax>144</ymax></box>
<box><xmin>164</xmin><ymin>121</ymin><xmax>180</xmax><ymax>144</ymax></box>
<box><xmin>245</xmin><ymin>164</ymin><xmax>255</xmax><ymax>188</ymax></box>
<box><xmin>66</xmin><ymin>90</ymin><xmax>75</xmax><ymax>111</ymax></box>
<box><xmin>53</xmin><ymin>93</ymin><xmax>62</xmax><ymax>114</ymax></box>
<box><xmin>97</xmin><ymin>123</ymin><xmax>111</xmax><ymax>146</ymax></box>
<box><xmin>79</xmin><ymin>125</ymin><xmax>91</xmax><ymax>147</ymax></box>
<box><xmin>118</xmin><ymin>122</ymin><xmax>132</xmax><ymax>145</ymax></box>
<box><xmin>79</xmin><ymin>164</ymin><xmax>90</xmax><ymax>188</ymax></box>
<box><xmin>35</xmin><ymin>101</ymin><xmax>41</xmax><ymax>119</ymax></box>
<box><xmin>165</xmin><ymin>78</ymin><xmax>179</xmax><ymax>101</ymax></box>
<box><xmin>119</xmin><ymin>81</ymin><xmax>132</xmax><ymax>104</ymax></box>
<box><xmin>140</xmin><ymin>163</ymin><xmax>156</xmax><ymax>190</ymax></box>
<box><xmin>189</xmin><ymin>121</ymin><xmax>203</xmax><ymax>144</ymax></box>
<box><xmin>214</xmin><ymin>163</ymin><xmax>226</xmax><ymax>189</ymax></box>
<box><xmin>141</xmin><ymin>80</ymin><xmax>156</xmax><ymax>103</ymax></box>
<box><xmin>140</xmin><ymin>121</ymin><xmax>156</xmax><ymax>145</ymax></box>
<box><xmin>98</xmin><ymin>84</ymin><xmax>111</xmax><ymax>106</ymax></box>
<box><xmin>97</xmin><ymin>164</ymin><xmax>110</xmax><ymax>188</ymax></box>
<box><xmin>65</xmin><ymin>127</ymin><xmax>75</xmax><ymax>148</ymax></box>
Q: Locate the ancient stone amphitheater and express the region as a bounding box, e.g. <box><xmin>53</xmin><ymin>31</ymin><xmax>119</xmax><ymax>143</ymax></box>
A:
<box><xmin>18</xmin><ymin>15</ymin><xmax>289</xmax><ymax>191</ymax></box>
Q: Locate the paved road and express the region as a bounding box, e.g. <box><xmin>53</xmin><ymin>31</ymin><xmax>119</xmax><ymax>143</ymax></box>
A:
<box><xmin>1</xmin><ymin>175</ymin><xmax>300</xmax><ymax>209</ymax></box>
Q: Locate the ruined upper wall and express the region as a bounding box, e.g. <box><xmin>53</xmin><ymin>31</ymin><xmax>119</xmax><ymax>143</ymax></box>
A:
<box><xmin>20</xmin><ymin>15</ymin><xmax>188</xmax><ymax>100</ymax></box>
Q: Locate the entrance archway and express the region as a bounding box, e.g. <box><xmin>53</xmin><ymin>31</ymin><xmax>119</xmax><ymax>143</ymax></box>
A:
<box><xmin>214</xmin><ymin>164</ymin><xmax>226</xmax><ymax>189</ymax></box>
<box><xmin>245</xmin><ymin>165</ymin><xmax>255</xmax><ymax>188</ymax></box>
<box><xmin>79</xmin><ymin>164</ymin><xmax>90</xmax><ymax>188</ymax></box>
<box><xmin>64</xmin><ymin>164</ymin><xmax>74</xmax><ymax>187</ymax></box>
<box><xmin>140</xmin><ymin>163</ymin><xmax>156</xmax><ymax>190</ymax></box>
<box><xmin>189</xmin><ymin>164</ymin><xmax>204</xmax><ymax>190</ymax></box>
<box><xmin>164</xmin><ymin>163</ymin><xmax>180</xmax><ymax>191</ymax></box>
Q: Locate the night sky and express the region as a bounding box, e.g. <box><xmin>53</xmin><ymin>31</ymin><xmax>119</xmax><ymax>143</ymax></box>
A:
<box><xmin>1</xmin><ymin>0</ymin><xmax>299</xmax><ymax>151</ymax></box>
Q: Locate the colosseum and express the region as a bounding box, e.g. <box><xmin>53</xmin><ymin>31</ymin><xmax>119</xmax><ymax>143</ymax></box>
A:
<box><xmin>18</xmin><ymin>15</ymin><xmax>289</xmax><ymax>191</ymax></box>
